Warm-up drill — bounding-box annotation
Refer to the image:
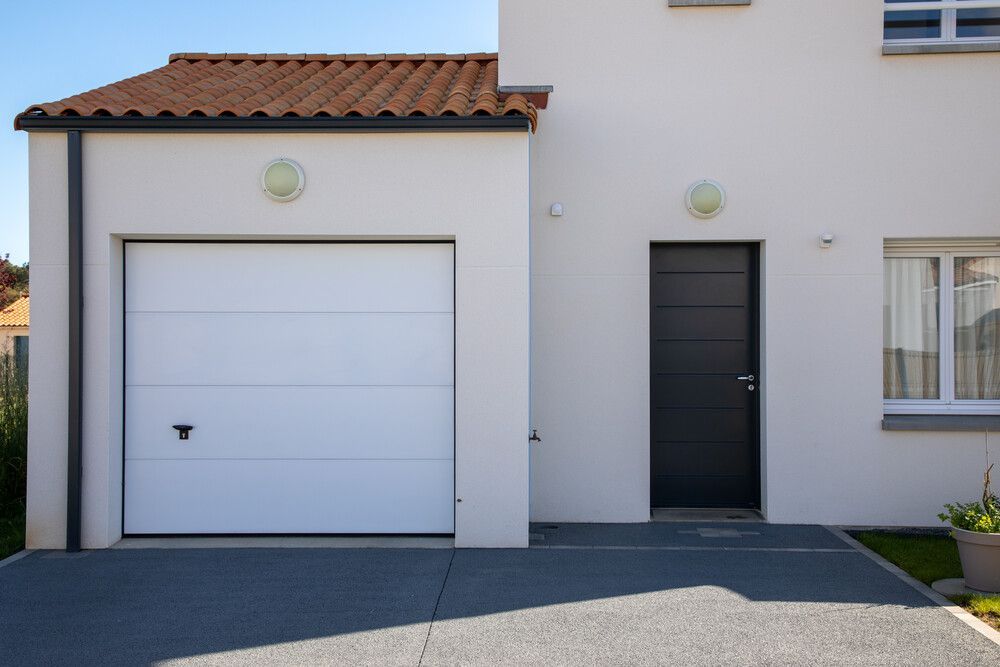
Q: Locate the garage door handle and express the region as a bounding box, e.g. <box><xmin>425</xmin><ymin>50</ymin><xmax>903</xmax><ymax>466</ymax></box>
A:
<box><xmin>172</xmin><ymin>424</ymin><xmax>194</xmax><ymax>440</ymax></box>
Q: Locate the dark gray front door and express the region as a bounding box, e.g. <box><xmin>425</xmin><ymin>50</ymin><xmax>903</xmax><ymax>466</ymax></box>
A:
<box><xmin>650</xmin><ymin>243</ymin><xmax>760</xmax><ymax>509</ymax></box>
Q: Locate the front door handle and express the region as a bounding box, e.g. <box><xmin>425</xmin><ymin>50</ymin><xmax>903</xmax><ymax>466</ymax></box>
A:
<box><xmin>737</xmin><ymin>375</ymin><xmax>755</xmax><ymax>382</ymax></box>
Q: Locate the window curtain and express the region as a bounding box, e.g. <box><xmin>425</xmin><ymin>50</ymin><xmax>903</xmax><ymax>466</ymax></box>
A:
<box><xmin>884</xmin><ymin>258</ymin><xmax>939</xmax><ymax>399</ymax></box>
<box><xmin>954</xmin><ymin>257</ymin><xmax>1000</xmax><ymax>400</ymax></box>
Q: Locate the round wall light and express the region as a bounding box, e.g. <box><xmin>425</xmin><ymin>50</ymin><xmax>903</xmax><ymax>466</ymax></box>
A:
<box><xmin>262</xmin><ymin>158</ymin><xmax>304</xmax><ymax>202</ymax></box>
<box><xmin>685</xmin><ymin>179</ymin><xmax>726</xmax><ymax>219</ymax></box>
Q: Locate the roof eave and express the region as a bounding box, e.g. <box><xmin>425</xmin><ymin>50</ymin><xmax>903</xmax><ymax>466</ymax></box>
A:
<box><xmin>14</xmin><ymin>114</ymin><xmax>533</xmax><ymax>133</ymax></box>
<box><xmin>498</xmin><ymin>86</ymin><xmax>553</xmax><ymax>110</ymax></box>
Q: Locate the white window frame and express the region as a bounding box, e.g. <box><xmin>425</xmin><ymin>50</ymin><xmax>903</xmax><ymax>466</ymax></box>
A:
<box><xmin>883</xmin><ymin>1</ymin><xmax>1000</xmax><ymax>46</ymax></box>
<box><xmin>884</xmin><ymin>247</ymin><xmax>1000</xmax><ymax>415</ymax></box>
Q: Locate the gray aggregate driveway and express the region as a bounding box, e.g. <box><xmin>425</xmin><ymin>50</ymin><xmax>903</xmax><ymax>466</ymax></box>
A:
<box><xmin>1</xmin><ymin>523</ymin><xmax>997</xmax><ymax>665</ymax></box>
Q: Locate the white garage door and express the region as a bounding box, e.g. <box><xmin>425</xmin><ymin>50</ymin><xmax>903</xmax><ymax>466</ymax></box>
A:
<box><xmin>124</xmin><ymin>242</ymin><xmax>455</xmax><ymax>534</ymax></box>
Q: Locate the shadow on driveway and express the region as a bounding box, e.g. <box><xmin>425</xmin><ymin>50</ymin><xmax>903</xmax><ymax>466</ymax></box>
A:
<box><xmin>2</xmin><ymin>524</ymin><xmax>997</xmax><ymax>665</ymax></box>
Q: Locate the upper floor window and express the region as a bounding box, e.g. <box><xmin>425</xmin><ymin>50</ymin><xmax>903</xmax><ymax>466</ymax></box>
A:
<box><xmin>884</xmin><ymin>246</ymin><xmax>1000</xmax><ymax>414</ymax></box>
<box><xmin>884</xmin><ymin>0</ymin><xmax>1000</xmax><ymax>44</ymax></box>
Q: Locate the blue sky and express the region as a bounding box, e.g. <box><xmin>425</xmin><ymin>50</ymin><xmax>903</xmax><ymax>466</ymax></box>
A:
<box><xmin>0</xmin><ymin>0</ymin><xmax>498</xmax><ymax>265</ymax></box>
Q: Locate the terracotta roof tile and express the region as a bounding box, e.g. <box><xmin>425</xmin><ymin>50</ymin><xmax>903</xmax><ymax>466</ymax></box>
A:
<box><xmin>0</xmin><ymin>296</ymin><xmax>29</xmax><ymax>328</ymax></box>
<box><xmin>17</xmin><ymin>53</ymin><xmax>538</xmax><ymax>131</ymax></box>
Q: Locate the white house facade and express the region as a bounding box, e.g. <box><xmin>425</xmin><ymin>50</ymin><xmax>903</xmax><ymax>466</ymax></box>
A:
<box><xmin>502</xmin><ymin>0</ymin><xmax>1000</xmax><ymax>528</ymax></box>
<box><xmin>17</xmin><ymin>1</ymin><xmax>1000</xmax><ymax>549</ymax></box>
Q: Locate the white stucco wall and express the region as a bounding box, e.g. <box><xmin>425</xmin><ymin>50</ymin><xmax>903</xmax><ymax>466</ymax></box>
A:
<box><xmin>27</xmin><ymin>130</ymin><xmax>530</xmax><ymax>548</ymax></box>
<box><xmin>27</xmin><ymin>134</ymin><xmax>68</xmax><ymax>548</ymax></box>
<box><xmin>501</xmin><ymin>0</ymin><xmax>1000</xmax><ymax>525</ymax></box>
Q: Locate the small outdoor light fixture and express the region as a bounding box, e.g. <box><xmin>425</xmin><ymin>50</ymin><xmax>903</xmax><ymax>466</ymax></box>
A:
<box><xmin>262</xmin><ymin>158</ymin><xmax>304</xmax><ymax>202</ymax></box>
<box><xmin>819</xmin><ymin>233</ymin><xmax>835</xmax><ymax>249</ymax></box>
<box><xmin>550</xmin><ymin>203</ymin><xmax>564</xmax><ymax>217</ymax></box>
<box><xmin>686</xmin><ymin>179</ymin><xmax>726</xmax><ymax>219</ymax></box>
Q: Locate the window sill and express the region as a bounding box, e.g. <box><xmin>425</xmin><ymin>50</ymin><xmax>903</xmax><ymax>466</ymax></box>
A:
<box><xmin>668</xmin><ymin>0</ymin><xmax>750</xmax><ymax>6</ymax></box>
<box><xmin>883</xmin><ymin>41</ymin><xmax>1000</xmax><ymax>56</ymax></box>
<box><xmin>881</xmin><ymin>414</ymin><xmax>1000</xmax><ymax>431</ymax></box>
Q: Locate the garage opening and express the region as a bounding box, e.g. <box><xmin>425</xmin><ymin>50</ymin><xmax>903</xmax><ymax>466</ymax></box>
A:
<box><xmin>123</xmin><ymin>242</ymin><xmax>455</xmax><ymax>535</ymax></box>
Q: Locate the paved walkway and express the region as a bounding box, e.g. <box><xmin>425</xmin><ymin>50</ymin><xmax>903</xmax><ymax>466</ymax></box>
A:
<box><xmin>2</xmin><ymin>524</ymin><xmax>998</xmax><ymax>665</ymax></box>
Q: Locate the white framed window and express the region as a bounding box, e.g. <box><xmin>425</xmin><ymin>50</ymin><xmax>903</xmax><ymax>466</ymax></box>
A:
<box><xmin>884</xmin><ymin>245</ymin><xmax>1000</xmax><ymax>415</ymax></box>
<box><xmin>884</xmin><ymin>1</ymin><xmax>1000</xmax><ymax>46</ymax></box>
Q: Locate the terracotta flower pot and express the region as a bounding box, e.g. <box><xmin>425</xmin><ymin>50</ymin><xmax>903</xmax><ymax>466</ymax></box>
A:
<box><xmin>953</xmin><ymin>527</ymin><xmax>1000</xmax><ymax>593</ymax></box>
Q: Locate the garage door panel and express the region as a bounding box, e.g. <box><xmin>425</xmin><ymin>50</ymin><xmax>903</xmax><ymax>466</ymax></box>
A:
<box><xmin>125</xmin><ymin>386</ymin><xmax>454</xmax><ymax>460</ymax></box>
<box><xmin>125</xmin><ymin>243</ymin><xmax>454</xmax><ymax>313</ymax></box>
<box><xmin>124</xmin><ymin>459</ymin><xmax>455</xmax><ymax>534</ymax></box>
<box><xmin>126</xmin><ymin>312</ymin><xmax>454</xmax><ymax>386</ymax></box>
<box><xmin>125</xmin><ymin>242</ymin><xmax>455</xmax><ymax>535</ymax></box>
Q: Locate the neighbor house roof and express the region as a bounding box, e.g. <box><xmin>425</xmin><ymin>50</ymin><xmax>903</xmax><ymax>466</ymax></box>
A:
<box><xmin>15</xmin><ymin>53</ymin><xmax>538</xmax><ymax>131</ymax></box>
<box><xmin>0</xmin><ymin>296</ymin><xmax>29</xmax><ymax>328</ymax></box>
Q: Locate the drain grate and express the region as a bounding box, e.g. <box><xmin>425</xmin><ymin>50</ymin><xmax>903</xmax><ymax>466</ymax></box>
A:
<box><xmin>678</xmin><ymin>527</ymin><xmax>761</xmax><ymax>538</ymax></box>
<box><xmin>42</xmin><ymin>551</ymin><xmax>91</xmax><ymax>559</ymax></box>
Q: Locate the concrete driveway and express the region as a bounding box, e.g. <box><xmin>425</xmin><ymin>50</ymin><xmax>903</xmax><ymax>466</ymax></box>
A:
<box><xmin>2</xmin><ymin>523</ymin><xmax>998</xmax><ymax>665</ymax></box>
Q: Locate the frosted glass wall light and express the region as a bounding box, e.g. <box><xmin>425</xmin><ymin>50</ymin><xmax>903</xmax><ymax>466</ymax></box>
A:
<box><xmin>262</xmin><ymin>158</ymin><xmax>304</xmax><ymax>202</ymax></box>
<box><xmin>686</xmin><ymin>179</ymin><xmax>725</xmax><ymax>219</ymax></box>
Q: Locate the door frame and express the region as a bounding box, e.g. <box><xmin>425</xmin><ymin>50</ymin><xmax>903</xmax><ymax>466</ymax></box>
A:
<box><xmin>121</xmin><ymin>239</ymin><xmax>458</xmax><ymax>536</ymax></box>
<box><xmin>648</xmin><ymin>241</ymin><xmax>762</xmax><ymax>511</ymax></box>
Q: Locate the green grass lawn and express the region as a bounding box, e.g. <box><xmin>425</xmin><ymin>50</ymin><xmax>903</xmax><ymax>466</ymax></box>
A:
<box><xmin>854</xmin><ymin>531</ymin><xmax>1000</xmax><ymax>631</ymax></box>
<box><xmin>853</xmin><ymin>532</ymin><xmax>962</xmax><ymax>585</ymax></box>
<box><xmin>951</xmin><ymin>594</ymin><xmax>1000</xmax><ymax>626</ymax></box>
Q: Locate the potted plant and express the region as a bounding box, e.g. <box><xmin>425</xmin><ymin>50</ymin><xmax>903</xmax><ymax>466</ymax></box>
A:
<box><xmin>939</xmin><ymin>464</ymin><xmax>1000</xmax><ymax>593</ymax></box>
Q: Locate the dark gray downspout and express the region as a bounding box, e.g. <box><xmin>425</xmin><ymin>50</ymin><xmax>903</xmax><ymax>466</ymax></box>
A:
<box><xmin>66</xmin><ymin>130</ymin><xmax>82</xmax><ymax>552</ymax></box>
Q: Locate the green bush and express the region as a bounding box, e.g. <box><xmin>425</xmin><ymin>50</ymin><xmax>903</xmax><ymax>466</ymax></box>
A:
<box><xmin>0</xmin><ymin>353</ymin><xmax>27</xmax><ymax>558</ymax></box>
<box><xmin>939</xmin><ymin>500</ymin><xmax>1000</xmax><ymax>534</ymax></box>
<box><xmin>938</xmin><ymin>464</ymin><xmax>1000</xmax><ymax>534</ymax></box>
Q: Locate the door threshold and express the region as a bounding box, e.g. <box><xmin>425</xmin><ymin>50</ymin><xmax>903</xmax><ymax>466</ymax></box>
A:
<box><xmin>651</xmin><ymin>508</ymin><xmax>763</xmax><ymax>523</ymax></box>
<box><xmin>113</xmin><ymin>536</ymin><xmax>455</xmax><ymax>549</ymax></box>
